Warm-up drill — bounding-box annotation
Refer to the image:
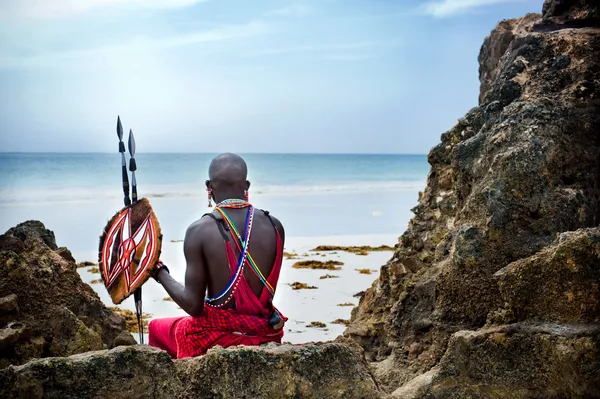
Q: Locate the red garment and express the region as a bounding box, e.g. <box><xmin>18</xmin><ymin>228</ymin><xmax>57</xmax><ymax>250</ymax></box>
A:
<box><xmin>149</xmin><ymin>210</ymin><xmax>287</xmax><ymax>358</ymax></box>
<box><xmin>148</xmin><ymin>317</ymin><xmax>182</xmax><ymax>359</ymax></box>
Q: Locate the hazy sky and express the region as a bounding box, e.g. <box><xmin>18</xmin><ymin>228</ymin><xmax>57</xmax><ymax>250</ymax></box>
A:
<box><xmin>0</xmin><ymin>0</ymin><xmax>543</xmax><ymax>154</ymax></box>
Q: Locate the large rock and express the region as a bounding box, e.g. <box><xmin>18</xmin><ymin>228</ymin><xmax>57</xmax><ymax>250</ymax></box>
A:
<box><xmin>492</xmin><ymin>227</ymin><xmax>600</xmax><ymax>325</ymax></box>
<box><xmin>0</xmin><ymin>346</ymin><xmax>179</xmax><ymax>399</ymax></box>
<box><xmin>0</xmin><ymin>342</ymin><xmax>381</xmax><ymax>399</ymax></box>
<box><xmin>345</xmin><ymin>0</ymin><xmax>600</xmax><ymax>395</ymax></box>
<box><xmin>422</xmin><ymin>323</ymin><xmax>600</xmax><ymax>398</ymax></box>
<box><xmin>0</xmin><ymin>221</ymin><xmax>135</xmax><ymax>368</ymax></box>
<box><xmin>177</xmin><ymin>340</ymin><xmax>380</xmax><ymax>399</ymax></box>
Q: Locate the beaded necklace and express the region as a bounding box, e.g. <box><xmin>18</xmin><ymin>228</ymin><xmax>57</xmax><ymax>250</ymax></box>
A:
<box><xmin>215</xmin><ymin>198</ymin><xmax>251</xmax><ymax>209</ymax></box>
<box><xmin>216</xmin><ymin>208</ymin><xmax>275</xmax><ymax>296</ymax></box>
<box><xmin>204</xmin><ymin>204</ymin><xmax>254</xmax><ymax>307</ymax></box>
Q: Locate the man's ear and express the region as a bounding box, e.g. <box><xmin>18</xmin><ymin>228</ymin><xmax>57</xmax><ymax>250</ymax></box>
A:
<box><xmin>205</xmin><ymin>180</ymin><xmax>211</xmax><ymax>189</ymax></box>
<box><xmin>246</xmin><ymin>180</ymin><xmax>251</xmax><ymax>190</ymax></box>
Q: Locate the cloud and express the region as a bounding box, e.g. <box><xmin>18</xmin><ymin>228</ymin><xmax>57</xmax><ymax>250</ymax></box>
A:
<box><xmin>422</xmin><ymin>0</ymin><xmax>531</xmax><ymax>17</ymax></box>
<box><xmin>265</xmin><ymin>4</ymin><xmax>312</xmax><ymax>17</ymax></box>
<box><xmin>0</xmin><ymin>21</ymin><xmax>269</xmax><ymax>67</ymax></box>
<box><xmin>0</xmin><ymin>0</ymin><xmax>208</xmax><ymax>19</ymax></box>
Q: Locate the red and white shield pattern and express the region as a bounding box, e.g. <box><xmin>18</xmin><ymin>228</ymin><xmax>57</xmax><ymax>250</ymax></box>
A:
<box><xmin>100</xmin><ymin>208</ymin><xmax>157</xmax><ymax>292</ymax></box>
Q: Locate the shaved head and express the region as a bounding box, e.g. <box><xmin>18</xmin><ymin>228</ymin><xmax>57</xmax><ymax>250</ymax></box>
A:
<box><xmin>208</xmin><ymin>153</ymin><xmax>247</xmax><ymax>183</ymax></box>
<box><xmin>206</xmin><ymin>153</ymin><xmax>250</xmax><ymax>203</ymax></box>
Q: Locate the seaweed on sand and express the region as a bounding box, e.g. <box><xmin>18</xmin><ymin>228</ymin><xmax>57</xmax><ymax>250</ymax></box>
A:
<box><xmin>292</xmin><ymin>260</ymin><xmax>344</xmax><ymax>270</ymax></box>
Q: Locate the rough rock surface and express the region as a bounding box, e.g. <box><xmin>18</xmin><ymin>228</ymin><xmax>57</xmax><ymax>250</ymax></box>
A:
<box><xmin>540</xmin><ymin>0</ymin><xmax>600</xmax><ymax>26</ymax></box>
<box><xmin>345</xmin><ymin>0</ymin><xmax>600</xmax><ymax>396</ymax></box>
<box><xmin>0</xmin><ymin>221</ymin><xmax>136</xmax><ymax>368</ymax></box>
<box><xmin>0</xmin><ymin>341</ymin><xmax>381</xmax><ymax>399</ymax></box>
<box><xmin>421</xmin><ymin>323</ymin><xmax>600</xmax><ymax>398</ymax></box>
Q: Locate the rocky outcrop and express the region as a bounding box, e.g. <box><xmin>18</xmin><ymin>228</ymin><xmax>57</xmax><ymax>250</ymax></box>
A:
<box><xmin>0</xmin><ymin>221</ymin><xmax>136</xmax><ymax>368</ymax></box>
<box><xmin>0</xmin><ymin>341</ymin><xmax>381</xmax><ymax>399</ymax></box>
<box><xmin>345</xmin><ymin>0</ymin><xmax>600</xmax><ymax>396</ymax></box>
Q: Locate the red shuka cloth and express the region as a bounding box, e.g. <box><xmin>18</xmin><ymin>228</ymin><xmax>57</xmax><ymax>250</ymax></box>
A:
<box><xmin>149</xmin><ymin>213</ymin><xmax>286</xmax><ymax>358</ymax></box>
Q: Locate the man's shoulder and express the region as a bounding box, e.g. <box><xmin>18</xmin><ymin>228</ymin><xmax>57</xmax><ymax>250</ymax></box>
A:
<box><xmin>256</xmin><ymin>209</ymin><xmax>284</xmax><ymax>234</ymax></box>
<box><xmin>185</xmin><ymin>215</ymin><xmax>215</xmax><ymax>240</ymax></box>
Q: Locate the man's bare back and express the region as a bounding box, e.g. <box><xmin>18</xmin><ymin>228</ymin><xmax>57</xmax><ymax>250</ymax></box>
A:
<box><xmin>188</xmin><ymin>207</ymin><xmax>284</xmax><ymax>308</ymax></box>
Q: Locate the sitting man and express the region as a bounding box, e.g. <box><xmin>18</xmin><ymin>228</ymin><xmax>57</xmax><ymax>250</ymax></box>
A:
<box><xmin>148</xmin><ymin>153</ymin><xmax>287</xmax><ymax>358</ymax></box>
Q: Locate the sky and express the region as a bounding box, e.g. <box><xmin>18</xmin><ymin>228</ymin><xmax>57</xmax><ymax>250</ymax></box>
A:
<box><xmin>0</xmin><ymin>0</ymin><xmax>544</xmax><ymax>154</ymax></box>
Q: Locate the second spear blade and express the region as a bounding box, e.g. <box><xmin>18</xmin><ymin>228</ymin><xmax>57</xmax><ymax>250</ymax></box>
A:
<box><xmin>128</xmin><ymin>129</ymin><xmax>137</xmax><ymax>203</ymax></box>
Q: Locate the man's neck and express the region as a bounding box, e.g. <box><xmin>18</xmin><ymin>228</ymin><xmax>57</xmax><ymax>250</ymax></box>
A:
<box><xmin>214</xmin><ymin>194</ymin><xmax>245</xmax><ymax>203</ymax></box>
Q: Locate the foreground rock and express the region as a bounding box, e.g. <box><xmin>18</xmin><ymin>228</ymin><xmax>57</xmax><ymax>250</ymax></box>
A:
<box><xmin>419</xmin><ymin>322</ymin><xmax>600</xmax><ymax>398</ymax></box>
<box><xmin>0</xmin><ymin>221</ymin><xmax>135</xmax><ymax>368</ymax></box>
<box><xmin>0</xmin><ymin>341</ymin><xmax>381</xmax><ymax>398</ymax></box>
<box><xmin>345</xmin><ymin>0</ymin><xmax>600</xmax><ymax>396</ymax></box>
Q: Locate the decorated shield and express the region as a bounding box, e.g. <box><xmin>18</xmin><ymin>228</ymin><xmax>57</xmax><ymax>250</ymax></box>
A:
<box><xmin>98</xmin><ymin>197</ymin><xmax>162</xmax><ymax>304</ymax></box>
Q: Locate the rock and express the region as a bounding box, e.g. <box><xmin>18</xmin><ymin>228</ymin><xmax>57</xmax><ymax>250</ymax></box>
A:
<box><xmin>492</xmin><ymin>227</ymin><xmax>600</xmax><ymax>325</ymax></box>
<box><xmin>113</xmin><ymin>331</ymin><xmax>137</xmax><ymax>347</ymax></box>
<box><xmin>0</xmin><ymin>221</ymin><xmax>134</xmax><ymax>368</ymax></box>
<box><xmin>2</xmin><ymin>220</ymin><xmax>58</xmax><ymax>251</ymax></box>
<box><xmin>422</xmin><ymin>323</ymin><xmax>600</xmax><ymax>398</ymax></box>
<box><xmin>478</xmin><ymin>14</ymin><xmax>540</xmax><ymax>103</ymax></box>
<box><xmin>55</xmin><ymin>247</ymin><xmax>76</xmax><ymax>263</ymax></box>
<box><xmin>541</xmin><ymin>0</ymin><xmax>600</xmax><ymax>26</ymax></box>
<box><xmin>0</xmin><ymin>346</ymin><xmax>179</xmax><ymax>399</ymax></box>
<box><xmin>0</xmin><ymin>323</ymin><xmax>27</xmax><ymax>350</ymax></box>
<box><xmin>45</xmin><ymin>307</ymin><xmax>105</xmax><ymax>356</ymax></box>
<box><xmin>0</xmin><ymin>294</ymin><xmax>18</xmax><ymax>314</ymax></box>
<box><xmin>345</xmin><ymin>0</ymin><xmax>600</xmax><ymax>394</ymax></box>
<box><xmin>178</xmin><ymin>342</ymin><xmax>379</xmax><ymax>399</ymax></box>
<box><xmin>0</xmin><ymin>343</ymin><xmax>381</xmax><ymax>399</ymax></box>
<box><xmin>0</xmin><ymin>294</ymin><xmax>19</xmax><ymax>326</ymax></box>
<box><xmin>390</xmin><ymin>368</ymin><xmax>439</xmax><ymax>399</ymax></box>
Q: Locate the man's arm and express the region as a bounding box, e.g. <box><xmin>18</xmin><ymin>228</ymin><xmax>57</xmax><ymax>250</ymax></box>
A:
<box><xmin>154</xmin><ymin>221</ymin><xmax>207</xmax><ymax>317</ymax></box>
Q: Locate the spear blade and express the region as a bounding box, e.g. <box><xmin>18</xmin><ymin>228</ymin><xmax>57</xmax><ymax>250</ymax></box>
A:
<box><xmin>128</xmin><ymin>129</ymin><xmax>136</xmax><ymax>157</ymax></box>
<box><xmin>117</xmin><ymin>116</ymin><xmax>123</xmax><ymax>141</ymax></box>
<box><xmin>128</xmin><ymin>129</ymin><xmax>138</xmax><ymax>203</ymax></box>
<box><xmin>117</xmin><ymin>116</ymin><xmax>130</xmax><ymax>206</ymax></box>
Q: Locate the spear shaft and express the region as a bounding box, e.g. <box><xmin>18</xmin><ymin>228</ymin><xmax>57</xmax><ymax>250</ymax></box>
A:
<box><xmin>116</xmin><ymin>116</ymin><xmax>144</xmax><ymax>344</ymax></box>
<box><xmin>128</xmin><ymin>128</ymin><xmax>144</xmax><ymax>344</ymax></box>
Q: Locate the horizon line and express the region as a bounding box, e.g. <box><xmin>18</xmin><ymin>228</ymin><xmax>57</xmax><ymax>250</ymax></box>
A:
<box><xmin>0</xmin><ymin>151</ymin><xmax>428</xmax><ymax>156</ymax></box>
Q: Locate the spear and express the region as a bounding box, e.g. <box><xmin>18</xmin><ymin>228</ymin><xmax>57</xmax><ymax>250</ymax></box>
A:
<box><xmin>117</xmin><ymin>116</ymin><xmax>131</xmax><ymax>207</ymax></box>
<box><xmin>127</xmin><ymin>128</ymin><xmax>144</xmax><ymax>344</ymax></box>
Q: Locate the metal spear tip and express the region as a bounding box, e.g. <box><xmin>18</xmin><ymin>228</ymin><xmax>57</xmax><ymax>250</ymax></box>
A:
<box><xmin>117</xmin><ymin>116</ymin><xmax>123</xmax><ymax>140</ymax></box>
<box><xmin>128</xmin><ymin>129</ymin><xmax>136</xmax><ymax>156</ymax></box>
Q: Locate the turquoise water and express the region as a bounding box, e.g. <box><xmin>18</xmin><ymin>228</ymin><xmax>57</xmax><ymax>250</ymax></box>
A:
<box><xmin>0</xmin><ymin>152</ymin><xmax>430</xmax><ymax>259</ymax></box>
<box><xmin>0</xmin><ymin>153</ymin><xmax>429</xmax><ymax>204</ymax></box>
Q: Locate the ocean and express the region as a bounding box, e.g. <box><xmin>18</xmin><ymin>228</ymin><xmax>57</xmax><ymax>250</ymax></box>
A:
<box><xmin>0</xmin><ymin>152</ymin><xmax>429</xmax><ymax>250</ymax></box>
<box><xmin>0</xmin><ymin>153</ymin><xmax>427</xmax><ymax>202</ymax></box>
<box><xmin>0</xmin><ymin>152</ymin><xmax>430</xmax><ymax>343</ymax></box>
